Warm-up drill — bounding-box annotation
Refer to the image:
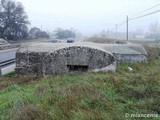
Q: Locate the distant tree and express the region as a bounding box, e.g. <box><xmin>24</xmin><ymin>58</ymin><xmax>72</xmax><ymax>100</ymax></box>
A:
<box><xmin>29</xmin><ymin>27</ymin><xmax>41</xmax><ymax>38</ymax></box>
<box><xmin>0</xmin><ymin>0</ymin><xmax>29</xmax><ymax>40</ymax></box>
<box><xmin>29</xmin><ymin>27</ymin><xmax>49</xmax><ymax>38</ymax></box>
<box><xmin>147</xmin><ymin>21</ymin><xmax>160</xmax><ymax>40</ymax></box>
<box><xmin>35</xmin><ymin>31</ymin><xmax>49</xmax><ymax>38</ymax></box>
<box><xmin>55</xmin><ymin>28</ymin><xmax>76</xmax><ymax>39</ymax></box>
<box><xmin>100</xmin><ymin>30</ymin><xmax>107</xmax><ymax>38</ymax></box>
<box><xmin>149</xmin><ymin>21</ymin><xmax>160</xmax><ymax>35</ymax></box>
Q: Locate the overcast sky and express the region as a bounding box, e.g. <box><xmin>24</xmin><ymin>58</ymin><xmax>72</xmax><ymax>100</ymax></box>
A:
<box><xmin>18</xmin><ymin>0</ymin><xmax>160</xmax><ymax>34</ymax></box>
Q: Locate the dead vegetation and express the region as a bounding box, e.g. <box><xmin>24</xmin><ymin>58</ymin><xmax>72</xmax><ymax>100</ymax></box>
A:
<box><xmin>84</xmin><ymin>37</ymin><xmax>115</xmax><ymax>43</ymax></box>
<box><xmin>9</xmin><ymin>100</ymin><xmax>48</xmax><ymax>120</ymax></box>
<box><xmin>0</xmin><ymin>75</ymin><xmax>41</xmax><ymax>90</ymax></box>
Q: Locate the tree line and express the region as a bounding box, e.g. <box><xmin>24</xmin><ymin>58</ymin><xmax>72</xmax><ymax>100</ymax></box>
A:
<box><xmin>0</xmin><ymin>0</ymin><xmax>50</xmax><ymax>40</ymax></box>
<box><xmin>4</xmin><ymin>0</ymin><xmax>160</xmax><ymax>41</ymax></box>
<box><xmin>0</xmin><ymin>0</ymin><xmax>76</xmax><ymax>41</ymax></box>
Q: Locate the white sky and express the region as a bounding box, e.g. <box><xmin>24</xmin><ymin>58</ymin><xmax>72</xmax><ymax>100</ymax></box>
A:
<box><xmin>18</xmin><ymin>0</ymin><xmax>160</xmax><ymax>34</ymax></box>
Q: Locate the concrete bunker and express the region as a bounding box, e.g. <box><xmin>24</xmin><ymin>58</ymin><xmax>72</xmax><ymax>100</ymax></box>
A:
<box><xmin>101</xmin><ymin>43</ymin><xmax>147</xmax><ymax>63</ymax></box>
<box><xmin>15</xmin><ymin>43</ymin><xmax>116</xmax><ymax>76</ymax></box>
<box><xmin>15</xmin><ymin>42</ymin><xmax>147</xmax><ymax>76</ymax></box>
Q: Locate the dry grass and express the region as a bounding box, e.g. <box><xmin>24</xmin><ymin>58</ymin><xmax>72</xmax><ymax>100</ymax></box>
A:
<box><xmin>9</xmin><ymin>100</ymin><xmax>48</xmax><ymax>120</ymax></box>
<box><xmin>84</xmin><ymin>37</ymin><xmax>115</xmax><ymax>43</ymax></box>
<box><xmin>43</xmin><ymin>83</ymin><xmax>116</xmax><ymax>119</ymax></box>
<box><xmin>0</xmin><ymin>76</ymin><xmax>41</xmax><ymax>90</ymax></box>
<box><xmin>143</xmin><ymin>45</ymin><xmax>160</xmax><ymax>62</ymax></box>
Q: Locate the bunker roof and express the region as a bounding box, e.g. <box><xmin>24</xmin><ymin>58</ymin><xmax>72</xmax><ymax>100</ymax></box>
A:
<box><xmin>17</xmin><ymin>42</ymin><xmax>147</xmax><ymax>55</ymax></box>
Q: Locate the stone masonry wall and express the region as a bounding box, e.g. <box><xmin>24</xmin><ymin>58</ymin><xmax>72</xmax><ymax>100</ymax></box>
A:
<box><xmin>114</xmin><ymin>54</ymin><xmax>147</xmax><ymax>63</ymax></box>
<box><xmin>15</xmin><ymin>46</ymin><xmax>115</xmax><ymax>76</ymax></box>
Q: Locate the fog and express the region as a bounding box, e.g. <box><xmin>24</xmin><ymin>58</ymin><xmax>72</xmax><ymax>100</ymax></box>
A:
<box><xmin>18</xmin><ymin>0</ymin><xmax>160</xmax><ymax>35</ymax></box>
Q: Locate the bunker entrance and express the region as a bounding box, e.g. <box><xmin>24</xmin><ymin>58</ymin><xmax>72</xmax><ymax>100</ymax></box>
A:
<box><xmin>67</xmin><ymin>65</ymin><xmax>89</xmax><ymax>72</ymax></box>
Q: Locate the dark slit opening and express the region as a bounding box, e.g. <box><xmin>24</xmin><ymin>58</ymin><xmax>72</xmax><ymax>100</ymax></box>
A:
<box><xmin>67</xmin><ymin>65</ymin><xmax>88</xmax><ymax>72</ymax></box>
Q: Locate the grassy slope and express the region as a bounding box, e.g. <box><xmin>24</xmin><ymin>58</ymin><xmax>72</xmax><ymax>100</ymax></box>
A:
<box><xmin>0</xmin><ymin>47</ymin><xmax>160</xmax><ymax>120</ymax></box>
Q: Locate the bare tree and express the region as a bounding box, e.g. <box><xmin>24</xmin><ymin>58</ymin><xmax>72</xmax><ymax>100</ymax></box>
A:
<box><xmin>0</xmin><ymin>0</ymin><xmax>29</xmax><ymax>40</ymax></box>
<box><xmin>147</xmin><ymin>21</ymin><xmax>160</xmax><ymax>40</ymax></box>
<box><xmin>149</xmin><ymin>21</ymin><xmax>160</xmax><ymax>35</ymax></box>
